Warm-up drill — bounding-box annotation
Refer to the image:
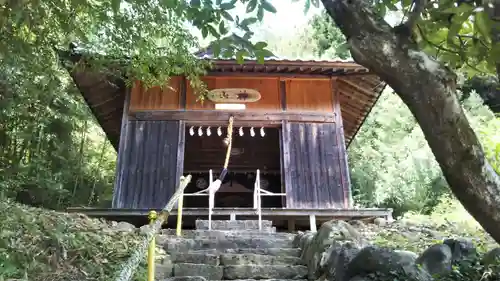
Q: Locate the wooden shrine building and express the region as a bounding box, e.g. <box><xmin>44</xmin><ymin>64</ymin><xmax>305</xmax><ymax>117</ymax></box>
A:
<box><xmin>61</xmin><ymin>48</ymin><xmax>392</xmax><ymax>229</ymax></box>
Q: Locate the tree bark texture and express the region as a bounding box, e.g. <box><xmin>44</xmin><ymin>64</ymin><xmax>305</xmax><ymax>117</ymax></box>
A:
<box><xmin>320</xmin><ymin>0</ymin><xmax>500</xmax><ymax>243</ymax></box>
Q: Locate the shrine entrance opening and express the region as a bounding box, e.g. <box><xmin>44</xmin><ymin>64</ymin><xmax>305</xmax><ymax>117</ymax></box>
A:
<box><xmin>183</xmin><ymin>125</ymin><xmax>283</xmax><ymax>208</ymax></box>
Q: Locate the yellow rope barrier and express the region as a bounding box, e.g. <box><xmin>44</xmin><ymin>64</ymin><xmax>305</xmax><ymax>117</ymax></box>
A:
<box><xmin>147</xmin><ymin>210</ymin><xmax>157</xmax><ymax>281</ymax></box>
<box><xmin>175</xmin><ymin>187</ymin><xmax>184</xmax><ymax>237</ymax></box>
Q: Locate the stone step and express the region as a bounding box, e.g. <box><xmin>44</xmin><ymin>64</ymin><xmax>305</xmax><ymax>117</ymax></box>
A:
<box><xmin>173</xmin><ymin>263</ymin><xmax>223</xmax><ymax>280</ymax></box>
<box><xmin>188</xmin><ymin>248</ymin><xmax>302</xmax><ymax>257</ymax></box>
<box><xmin>160</xmin><ymin>277</ymin><xmax>308</xmax><ymax>281</ymax></box>
<box><xmin>163</xmin><ymin>237</ymin><xmax>294</xmax><ymax>253</ymax></box>
<box><xmin>216</xmin><ymin>279</ymin><xmax>308</xmax><ymax>281</ymax></box>
<box><xmin>196</xmin><ymin>220</ymin><xmax>274</xmax><ymax>231</ymax></box>
<box><xmin>161</xmin><ymin>229</ymin><xmax>294</xmax><ymax>240</ymax></box>
<box><xmin>172</xmin><ymin>264</ymin><xmax>308</xmax><ymax>280</ymax></box>
<box><xmin>158</xmin><ymin>277</ymin><xmax>207</xmax><ymax>281</ymax></box>
<box><xmin>170</xmin><ymin>252</ymin><xmax>303</xmax><ymax>266</ymax></box>
<box><xmin>172</xmin><ymin>252</ymin><xmax>220</xmax><ymax>265</ymax></box>
<box><xmin>223</xmin><ymin>265</ymin><xmax>308</xmax><ymax>280</ymax></box>
<box><xmin>220</xmin><ymin>254</ymin><xmax>303</xmax><ymax>266</ymax></box>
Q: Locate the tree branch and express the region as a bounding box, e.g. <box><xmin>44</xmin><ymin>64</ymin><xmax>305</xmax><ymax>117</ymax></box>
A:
<box><xmin>405</xmin><ymin>0</ymin><xmax>427</xmax><ymax>30</ymax></box>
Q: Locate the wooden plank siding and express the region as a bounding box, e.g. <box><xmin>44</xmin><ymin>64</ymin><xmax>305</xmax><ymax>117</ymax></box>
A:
<box><xmin>281</xmin><ymin>122</ymin><xmax>349</xmax><ymax>208</ymax></box>
<box><xmin>285</xmin><ymin>79</ymin><xmax>333</xmax><ymax>112</ymax></box>
<box><xmin>185</xmin><ymin>77</ymin><xmax>281</xmax><ymax>111</ymax></box>
<box><xmin>334</xmin><ymin>80</ymin><xmax>353</xmax><ymax>207</ymax></box>
<box><xmin>112</xmin><ymin>120</ymin><xmax>185</xmax><ymax>208</ymax></box>
<box><xmin>129</xmin><ymin>76</ymin><xmax>334</xmax><ymax>114</ymax></box>
<box><xmin>129</xmin><ymin>77</ymin><xmax>182</xmax><ymax>111</ymax></box>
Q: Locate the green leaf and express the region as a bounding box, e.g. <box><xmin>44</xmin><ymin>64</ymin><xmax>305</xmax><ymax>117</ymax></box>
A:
<box><xmin>336</xmin><ymin>42</ymin><xmax>350</xmax><ymax>56</ymax></box>
<box><xmin>220</xmin><ymin>10</ymin><xmax>234</xmax><ymax>21</ymax></box>
<box><xmin>383</xmin><ymin>0</ymin><xmax>398</xmax><ymax>11</ymax></box>
<box><xmin>311</xmin><ymin>0</ymin><xmax>320</xmax><ymax>8</ymax></box>
<box><xmin>254</xmin><ymin>41</ymin><xmax>268</xmax><ymax>49</ymax></box>
<box><xmin>219</xmin><ymin>38</ymin><xmax>231</xmax><ymax>48</ymax></box>
<box><xmin>229</xmin><ymin>0</ymin><xmax>238</xmax><ymax>5</ymax></box>
<box><xmin>207</xmin><ymin>25</ymin><xmax>219</xmax><ymax>38</ymax></box>
<box><xmin>220</xmin><ymin>3</ymin><xmax>235</xmax><ymax>10</ymax></box>
<box><xmin>240</xmin><ymin>17</ymin><xmax>258</xmax><ymax>27</ymax></box>
<box><xmin>260</xmin><ymin>49</ymin><xmax>275</xmax><ymax>57</ymax></box>
<box><xmin>213</xmin><ymin>42</ymin><xmax>222</xmax><ymax>57</ymax></box>
<box><xmin>488</xmin><ymin>42</ymin><xmax>500</xmax><ymax>64</ymax></box>
<box><xmin>236</xmin><ymin>50</ymin><xmax>247</xmax><ymax>64</ymax></box>
<box><xmin>246</xmin><ymin>0</ymin><xmax>258</xmax><ymax>13</ymax></box>
<box><xmin>255</xmin><ymin>48</ymin><xmax>274</xmax><ymax>58</ymax></box>
<box><xmin>475</xmin><ymin>11</ymin><xmax>492</xmax><ymax>43</ymax></box>
<box><xmin>401</xmin><ymin>0</ymin><xmax>413</xmax><ymax>8</ymax></box>
<box><xmin>442</xmin><ymin>3</ymin><xmax>474</xmax><ymax>14</ymax></box>
<box><xmin>377</xmin><ymin>4</ymin><xmax>387</xmax><ymax>18</ymax></box>
<box><xmin>257</xmin><ymin>6</ymin><xmax>264</xmax><ymax>21</ymax></box>
<box><xmin>304</xmin><ymin>0</ymin><xmax>311</xmax><ymax>14</ymax></box>
<box><xmin>162</xmin><ymin>0</ymin><xmax>178</xmax><ymax>9</ymax></box>
<box><xmin>222</xmin><ymin>48</ymin><xmax>234</xmax><ymax>58</ymax></box>
<box><xmin>190</xmin><ymin>0</ymin><xmax>201</xmax><ymax>7</ymax></box>
<box><xmin>261</xmin><ymin>0</ymin><xmax>277</xmax><ymax>13</ymax></box>
<box><xmin>218</xmin><ymin>21</ymin><xmax>228</xmax><ymax>35</ymax></box>
<box><xmin>112</xmin><ymin>0</ymin><xmax>121</xmax><ymax>13</ymax></box>
<box><xmin>447</xmin><ymin>10</ymin><xmax>474</xmax><ymax>46</ymax></box>
<box><xmin>216</xmin><ymin>0</ymin><xmax>222</xmax><ymax>4</ymax></box>
<box><xmin>201</xmin><ymin>26</ymin><xmax>208</xmax><ymax>38</ymax></box>
<box><xmin>243</xmin><ymin>31</ymin><xmax>254</xmax><ymax>40</ymax></box>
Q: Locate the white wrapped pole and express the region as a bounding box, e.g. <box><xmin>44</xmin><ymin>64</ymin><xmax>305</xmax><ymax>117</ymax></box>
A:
<box><xmin>207</xmin><ymin>179</ymin><xmax>222</xmax><ymax>230</ymax></box>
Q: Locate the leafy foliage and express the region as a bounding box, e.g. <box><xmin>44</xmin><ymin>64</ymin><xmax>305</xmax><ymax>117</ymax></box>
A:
<box><xmin>1</xmin><ymin>0</ymin><xmax>500</xmax><ymax>278</ymax></box>
<box><xmin>0</xmin><ymin>0</ymin><xmax>280</xmax><ymax>209</ymax></box>
<box><xmin>310</xmin><ymin>10</ymin><xmax>350</xmax><ymax>59</ymax></box>
<box><xmin>309</xmin><ymin>0</ymin><xmax>500</xmax><ymax>76</ymax></box>
<box><xmin>308</xmin><ymin>4</ymin><xmax>500</xmax><ymax>216</ymax></box>
<box><xmin>347</xmin><ymin>88</ymin><xmax>500</xmax><ymax>216</ymax></box>
<box><xmin>0</xmin><ymin>199</ymin><xmax>150</xmax><ymax>281</ymax></box>
<box><xmin>371</xmin><ymin>197</ymin><xmax>500</xmax><ymax>281</ymax></box>
<box><xmin>0</xmin><ymin>69</ymin><xmax>116</xmax><ymax>209</ymax></box>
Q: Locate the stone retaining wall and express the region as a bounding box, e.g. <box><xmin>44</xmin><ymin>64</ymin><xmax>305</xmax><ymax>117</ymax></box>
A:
<box><xmin>293</xmin><ymin>220</ymin><xmax>500</xmax><ymax>281</ymax></box>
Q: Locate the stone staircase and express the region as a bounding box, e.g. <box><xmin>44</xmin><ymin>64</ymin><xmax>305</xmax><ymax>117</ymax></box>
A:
<box><xmin>155</xmin><ymin>220</ymin><xmax>308</xmax><ymax>281</ymax></box>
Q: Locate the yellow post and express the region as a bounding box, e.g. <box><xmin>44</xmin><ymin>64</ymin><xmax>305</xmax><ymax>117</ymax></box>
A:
<box><xmin>176</xmin><ymin>191</ymin><xmax>184</xmax><ymax>236</ymax></box>
<box><xmin>147</xmin><ymin>210</ymin><xmax>157</xmax><ymax>281</ymax></box>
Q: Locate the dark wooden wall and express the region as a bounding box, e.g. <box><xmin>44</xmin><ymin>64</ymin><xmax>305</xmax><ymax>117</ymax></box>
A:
<box><xmin>112</xmin><ymin>120</ymin><xmax>185</xmax><ymax>208</ymax></box>
<box><xmin>281</xmin><ymin>121</ymin><xmax>350</xmax><ymax>208</ymax></box>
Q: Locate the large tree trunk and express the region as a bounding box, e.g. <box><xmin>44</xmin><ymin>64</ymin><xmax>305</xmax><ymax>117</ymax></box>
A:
<box><xmin>320</xmin><ymin>0</ymin><xmax>500</xmax><ymax>243</ymax></box>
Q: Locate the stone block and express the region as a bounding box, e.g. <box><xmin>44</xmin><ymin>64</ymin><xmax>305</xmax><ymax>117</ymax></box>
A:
<box><xmin>220</xmin><ymin>253</ymin><xmax>303</xmax><ymax>266</ymax></box>
<box><xmin>223</xmin><ymin>265</ymin><xmax>308</xmax><ymax>280</ymax></box>
<box><xmin>173</xmin><ymin>263</ymin><xmax>223</xmax><ymax>280</ymax></box>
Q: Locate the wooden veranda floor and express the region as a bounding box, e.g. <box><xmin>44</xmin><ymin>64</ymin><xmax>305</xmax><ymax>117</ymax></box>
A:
<box><xmin>66</xmin><ymin>207</ymin><xmax>393</xmax><ymax>231</ymax></box>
